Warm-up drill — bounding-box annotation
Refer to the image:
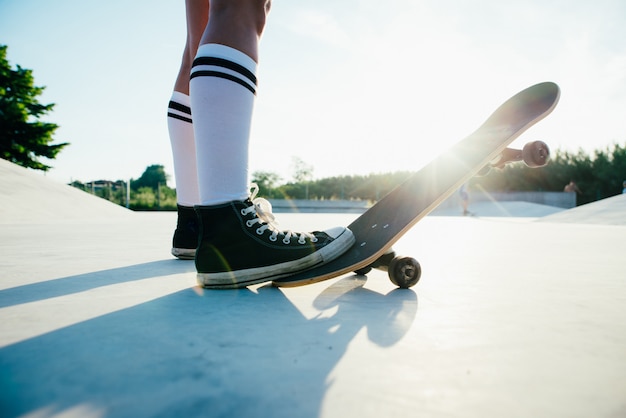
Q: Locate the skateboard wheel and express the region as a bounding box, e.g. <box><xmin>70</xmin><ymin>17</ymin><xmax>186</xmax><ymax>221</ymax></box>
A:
<box><xmin>522</xmin><ymin>140</ymin><xmax>550</xmax><ymax>168</ymax></box>
<box><xmin>388</xmin><ymin>256</ymin><xmax>421</xmax><ymax>289</ymax></box>
<box><xmin>354</xmin><ymin>266</ymin><xmax>372</xmax><ymax>275</ymax></box>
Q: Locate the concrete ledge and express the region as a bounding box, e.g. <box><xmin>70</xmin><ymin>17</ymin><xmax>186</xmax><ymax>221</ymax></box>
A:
<box><xmin>436</xmin><ymin>190</ymin><xmax>576</xmax><ymax>211</ymax></box>
<box><xmin>269</xmin><ymin>192</ymin><xmax>573</xmax><ymax>217</ymax></box>
<box><xmin>269</xmin><ymin>199</ymin><xmax>369</xmax><ymax>213</ymax></box>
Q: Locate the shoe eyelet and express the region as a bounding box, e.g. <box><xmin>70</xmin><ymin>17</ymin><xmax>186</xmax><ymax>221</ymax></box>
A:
<box><xmin>246</xmin><ymin>220</ymin><xmax>254</xmax><ymax>227</ymax></box>
<box><xmin>256</xmin><ymin>228</ymin><xmax>264</xmax><ymax>235</ymax></box>
<box><xmin>282</xmin><ymin>237</ymin><xmax>291</xmax><ymax>245</ymax></box>
<box><xmin>311</xmin><ymin>237</ymin><xmax>319</xmax><ymax>243</ymax></box>
<box><xmin>269</xmin><ymin>235</ymin><xmax>277</xmax><ymax>242</ymax></box>
<box><xmin>298</xmin><ymin>238</ymin><xmax>307</xmax><ymax>244</ymax></box>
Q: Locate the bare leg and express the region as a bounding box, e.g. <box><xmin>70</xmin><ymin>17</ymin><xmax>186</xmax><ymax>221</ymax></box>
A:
<box><xmin>168</xmin><ymin>0</ymin><xmax>208</xmax><ymax>258</ymax></box>
<box><xmin>199</xmin><ymin>0</ymin><xmax>271</xmax><ymax>62</ymax></box>
<box><xmin>174</xmin><ymin>0</ymin><xmax>210</xmax><ymax>94</ymax></box>
<box><xmin>190</xmin><ymin>0</ymin><xmax>271</xmax><ymax>205</ymax></box>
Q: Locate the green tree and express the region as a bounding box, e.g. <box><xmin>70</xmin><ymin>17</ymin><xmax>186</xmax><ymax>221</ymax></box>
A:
<box><xmin>290</xmin><ymin>157</ymin><xmax>314</xmax><ymax>199</ymax></box>
<box><xmin>131</xmin><ymin>164</ymin><xmax>169</xmax><ymax>191</ymax></box>
<box><xmin>132</xmin><ymin>187</ymin><xmax>158</xmax><ymax>210</ymax></box>
<box><xmin>156</xmin><ymin>183</ymin><xmax>177</xmax><ymax>210</ymax></box>
<box><xmin>252</xmin><ymin>170</ymin><xmax>282</xmax><ymax>198</ymax></box>
<box><xmin>0</xmin><ymin>45</ymin><xmax>68</xmax><ymax>170</ymax></box>
<box><xmin>290</xmin><ymin>156</ymin><xmax>314</xmax><ymax>183</ymax></box>
<box><xmin>474</xmin><ymin>143</ymin><xmax>626</xmax><ymax>205</ymax></box>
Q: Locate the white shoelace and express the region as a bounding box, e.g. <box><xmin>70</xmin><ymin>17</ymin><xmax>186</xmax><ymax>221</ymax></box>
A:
<box><xmin>241</xmin><ymin>184</ymin><xmax>318</xmax><ymax>245</ymax></box>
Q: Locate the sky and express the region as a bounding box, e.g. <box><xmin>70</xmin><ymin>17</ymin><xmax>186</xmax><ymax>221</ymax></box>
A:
<box><xmin>1</xmin><ymin>0</ymin><xmax>625</xmax><ymax>187</ymax></box>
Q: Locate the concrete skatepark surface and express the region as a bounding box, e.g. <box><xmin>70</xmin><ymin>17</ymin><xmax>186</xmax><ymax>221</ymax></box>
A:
<box><xmin>1</xmin><ymin>159</ymin><xmax>625</xmax><ymax>417</ymax></box>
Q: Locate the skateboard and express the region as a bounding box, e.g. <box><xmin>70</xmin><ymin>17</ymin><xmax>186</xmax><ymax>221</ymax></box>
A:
<box><xmin>273</xmin><ymin>82</ymin><xmax>560</xmax><ymax>289</ymax></box>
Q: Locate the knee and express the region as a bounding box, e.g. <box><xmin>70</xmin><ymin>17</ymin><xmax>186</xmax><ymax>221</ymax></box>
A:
<box><xmin>210</xmin><ymin>0</ymin><xmax>271</xmax><ymax>36</ymax></box>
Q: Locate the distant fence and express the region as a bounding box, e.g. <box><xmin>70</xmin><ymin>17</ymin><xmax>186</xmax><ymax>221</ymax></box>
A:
<box><xmin>269</xmin><ymin>192</ymin><xmax>576</xmax><ymax>214</ymax></box>
<box><xmin>269</xmin><ymin>199</ymin><xmax>369</xmax><ymax>213</ymax></box>
<box><xmin>436</xmin><ymin>191</ymin><xmax>576</xmax><ymax>210</ymax></box>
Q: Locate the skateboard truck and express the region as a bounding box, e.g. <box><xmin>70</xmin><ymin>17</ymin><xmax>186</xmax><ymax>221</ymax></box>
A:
<box><xmin>354</xmin><ymin>249</ymin><xmax>422</xmax><ymax>289</ymax></box>
<box><xmin>477</xmin><ymin>140</ymin><xmax>550</xmax><ymax>176</ymax></box>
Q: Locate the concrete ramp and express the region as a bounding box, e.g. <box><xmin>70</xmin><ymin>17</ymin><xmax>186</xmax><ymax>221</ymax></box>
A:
<box><xmin>538</xmin><ymin>193</ymin><xmax>626</xmax><ymax>225</ymax></box>
<box><xmin>0</xmin><ymin>159</ymin><xmax>133</xmax><ymax>223</ymax></box>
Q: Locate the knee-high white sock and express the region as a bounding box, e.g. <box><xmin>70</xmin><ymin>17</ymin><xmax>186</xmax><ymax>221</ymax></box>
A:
<box><xmin>190</xmin><ymin>44</ymin><xmax>257</xmax><ymax>206</ymax></box>
<box><xmin>167</xmin><ymin>91</ymin><xmax>200</xmax><ymax>207</ymax></box>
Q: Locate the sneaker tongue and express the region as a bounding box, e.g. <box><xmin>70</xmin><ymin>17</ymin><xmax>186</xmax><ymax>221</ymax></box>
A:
<box><xmin>250</xmin><ymin>197</ymin><xmax>315</xmax><ymax>242</ymax></box>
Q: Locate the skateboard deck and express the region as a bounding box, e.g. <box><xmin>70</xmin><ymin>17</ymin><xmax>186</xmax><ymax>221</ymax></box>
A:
<box><xmin>273</xmin><ymin>81</ymin><xmax>560</xmax><ymax>288</ymax></box>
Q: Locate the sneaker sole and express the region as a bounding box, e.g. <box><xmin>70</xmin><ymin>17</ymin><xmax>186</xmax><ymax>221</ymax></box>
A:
<box><xmin>197</xmin><ymin>228</ymin><xmax>355</xmax><ymax>289</ymax></box>
<box><xmin>171</xmin><ymin>247</ymin><xmax>196</xmax><ymax>260</ymax></box>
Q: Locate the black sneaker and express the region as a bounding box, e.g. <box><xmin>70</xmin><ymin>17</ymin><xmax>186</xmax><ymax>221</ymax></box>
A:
<box><xmin>195</xmin><ymin>191</ymin><xmax>354</xmax><ymax>289</ymax></box>
<box><xmin>171</xmin><ymin>205</ymin><xmax>199</xmax><ymax>260</ymax></box>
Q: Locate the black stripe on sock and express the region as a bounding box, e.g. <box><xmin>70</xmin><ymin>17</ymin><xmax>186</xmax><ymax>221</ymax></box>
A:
<box><xmin>167</xmin><ymin>112</ymin><xmax>193</xmax><ymax>124</ymax></box>
<box><xmin>192</xmin><ymin>56</ymin><xmax>257</xmax><ymax>86</ymax></box>
<box><xmin>190</xmin><ymin>70</ymin><xmax>256</xmax><ymax>95</ymax></box>
<box><xmin>168</xmin><ymin>100</ymin><xmax>191</xmax><ymax>116</ymax></box>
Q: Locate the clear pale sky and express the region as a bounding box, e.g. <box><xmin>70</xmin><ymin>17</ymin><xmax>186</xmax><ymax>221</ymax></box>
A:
<box><xmin>1</xmin><ymin>0</ymin><xmax>625</xmax><ymax>186</ymax></box>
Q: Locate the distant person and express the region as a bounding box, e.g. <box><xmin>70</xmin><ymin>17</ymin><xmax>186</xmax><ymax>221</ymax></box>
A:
<box><xmin>166</xmin><ymin>0</ymin><xmax>354</xmax><ymax>288</ymax></box>
<box><xmin>564</xmin><ymin>181</ymin><xmax>581</xmax><ymax>194</ymax></box>
<box><xmin>459</xmin><ymin>183</ymin><xmax>470</xmax><ymax>216</ymax></box>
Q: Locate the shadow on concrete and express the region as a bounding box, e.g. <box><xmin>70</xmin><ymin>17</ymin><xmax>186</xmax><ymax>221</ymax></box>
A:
<box><xmin>0</xmin><ymin>277</ymin><xmax>417</xmax><ymax>418</ymax></box>
<box><xmin>0</xmin><ymin>260</ymin><xmax>196</xmax><ymax>308</ymax></box>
